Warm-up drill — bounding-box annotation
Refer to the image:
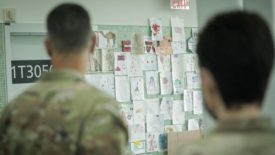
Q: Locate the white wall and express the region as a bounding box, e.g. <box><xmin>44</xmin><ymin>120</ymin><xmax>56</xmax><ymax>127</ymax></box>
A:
<box><xmin>0</xmin><ymin>0</ymin><xmax>198</xmax><ymax>27</ymax></box>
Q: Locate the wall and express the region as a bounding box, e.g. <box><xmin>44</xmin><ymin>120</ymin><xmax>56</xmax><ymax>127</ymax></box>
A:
<box><xmin>0</xmin><ymin>24</ymin><xmax>7</xmax><ymax>110</ymax></box>
<box><xmin>0</xmin><ymin>0</ymin><xmax>198</xmax><ymax>27</ymax></box>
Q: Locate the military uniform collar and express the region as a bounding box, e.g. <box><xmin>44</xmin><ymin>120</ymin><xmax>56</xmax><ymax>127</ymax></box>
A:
<box><xmin>216</xmin><ymin>117</ymin><xmax>274</xmax><ymax>132</ymax></box>
<box><xmin>41</xmin><ymin>69</ymin><xmax>85</xmax><ymax>82</ymax></box>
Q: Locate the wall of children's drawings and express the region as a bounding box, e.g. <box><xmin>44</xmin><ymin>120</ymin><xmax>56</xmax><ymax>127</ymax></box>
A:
<box><xmin>85</xmin><ymin>17</ymin><xmax>203</xmax><ymax>155</ymax></box>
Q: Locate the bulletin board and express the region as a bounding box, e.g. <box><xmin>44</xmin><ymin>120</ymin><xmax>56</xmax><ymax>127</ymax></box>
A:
<box><xmin>4</xmin><ymin>22</ymin><xmax>203</xmax><ymax>155</ymax></box>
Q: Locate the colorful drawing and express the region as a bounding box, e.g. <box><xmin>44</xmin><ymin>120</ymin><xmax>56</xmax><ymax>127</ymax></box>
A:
<box><xmin>172</xmin><ymin>54</ymin><xmax>184</xmax><ymax>94</ymax></box>
<box><xmin>158</xmin><ymin>55</ymin><xmax>171</xmax><ymax>72</ymax></box>
<box><xmin>160</xmin><ymin>97</ymin><xmax>173</xmax><ymax>120</ymax></box>
<box><xmin>130</xmin><ymin>77</ymin><xmax>145</xmax><ymax>100</ymax></box>
<box><xmin>149</xmin><ymin>17</ymin><xmax>163</xmax><ymax>41</ymax></box>
<box><xmin>160</xmin><ymin>72</ymin><xmax>173</xmax><ymax>95</ymax></box>
<box><xmin>131</xmin><ymin>141</ymin><xmax>146</xmax><ymax>154</ymax></box>
<box><xmin>145</xmin><ymin>71</ymin><xmax>160</xmax><ymax>95</ymax></box>
<box><xmin>128</xmin><ymin>55</ymin><xmax>144</xmax><ymax>77</ymax></box>
<box><xmin>146</xmin><ymin>133</ymin><xmax>160</xmax><ymax>152</ymax></box>
<box><xmin>114</xmin><ymin>52</ymin><xmax>128</xmax><ymax>75</ymax></box>
<box><xmin>144</xmin><ymin>53</ymin><xmax>158</xmax><ymax>71</ymax></box>
<box><xmin>129</xmin><ymin>124</ymin><xmax>146</xmax><ymax>142</ymax></box>
<box><xmin>156</xmin><ymin>36</ymin><xmax>173</xmax><ymax>55</ymax></box>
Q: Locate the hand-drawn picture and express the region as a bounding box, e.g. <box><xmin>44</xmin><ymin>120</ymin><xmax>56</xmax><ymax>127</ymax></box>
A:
<box><xmin>171</xmin><ymin>17</ymin><xmax>186</xmax><ymax>42</ymax></box>
<box><xmin>95</xmin><ymin>30</ymin><xmax>116</xmax><ymax>49</ymax></box>
<box><xmin>131</xmin><ymin>141</ymin><xmax>146</xmax><ymax>154</ymax></box>
<box><xmin>156</xmin><ymin>36</ymin><xmax>173</xmax><ymax>55</ymax></box>
<box><xmin>160</xmin><ymin>97</ymin><xmax>173</xmax><ymax>120</ymax></box>
<box><xmin>144</xmin><ymin>53</ymin><xmax>158</xmax><ymax>71</ymax></box>
<box><xmin>130</xmin><ymin>77</ymin><xmax>145</xmax><ymax>101</ymax></box>
<box><xmin>146</xmin><ymin>133</ymin><xmax>160</xmax><ymax>152</ymax></box>
<box><xmin>128</xmin><ymin>55</ymin><xmax>144</xmax><ymax>77</ymax></box>
<box><xmin>160</xmin><ymin>72</ymin><xmax>173</xmax><ymax>95</ymax></box>
<box><xmin>114</xmin><ymin>52</ymin><xmax>128</xmax><ymax>75</ymax></box>
<box><xmin>145</xmin><ymin>71</ymin><xmax>160</xmax><ymax>95</ymax></box>
<box><xmin>129</xmin><ymin>124</ymin><xmax>146</xmax><ymax>142</ymax></box>
<box><xmin>115</xmin><ymin>76</ymin><xmax>131</xmax><ymax>102</ymax></box>
<box><xmin>158</xmin><ymin>55</ymin><xmax>171</xmax><ymax>72</ymax></box>
<box><xmin>149</xmin><ymin>17</ymin><xmax>163</xmax><ymax>41</ymax></box>
<box><xmin>172</xmin><ymin>54</ymin><xmax>184</xmax><ymax>94</ymax></box>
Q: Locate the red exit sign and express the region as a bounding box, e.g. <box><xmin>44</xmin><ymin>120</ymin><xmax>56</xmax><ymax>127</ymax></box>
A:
<box><xmin>170</xmin><ymin>0</ymin><xmax>190</xmax><ymax>10</ymax></box>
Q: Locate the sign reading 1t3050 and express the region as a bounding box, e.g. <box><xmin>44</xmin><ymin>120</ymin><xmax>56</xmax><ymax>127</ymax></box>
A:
<box><xmin>11</xmin><ymin>60</ymin><xmax>53</xmax><ymax>84</ymax></box>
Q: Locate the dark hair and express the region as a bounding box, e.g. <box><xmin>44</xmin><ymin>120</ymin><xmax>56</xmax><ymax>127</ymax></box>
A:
<box><xmin>46</xmin><ymin>3</ymin><xmax>91</xmax><ymax>52</ymax></box>
<box><xmin>197</xmin><ymin>11</ymin><xmax>274</xmax><ymax>108</ymax></box>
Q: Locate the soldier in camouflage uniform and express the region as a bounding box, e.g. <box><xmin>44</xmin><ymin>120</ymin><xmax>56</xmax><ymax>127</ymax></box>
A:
<box><xmin>177</xmin><ymin>11</ymin><xmax>275</xmax><ymax>155</ymax></box>
<box><xmin>0</xmin><ymin>3</ymin><xmax>128</xmax><ymax>155</ymax></box>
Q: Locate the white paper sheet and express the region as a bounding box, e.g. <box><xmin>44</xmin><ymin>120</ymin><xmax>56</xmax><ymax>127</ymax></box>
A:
<box><xmin>171</xmin><ymin>41</ymin><xmax>186</xmax><ymax>54</ymax></box>
<box><xmin>146</xmin><ymin>114</ymin><xmax>164</xmax><ymax>133</ymax></box>
<box><xmin>171</xmin><ymin>17</ymin><xmax>186</xmax><ymax>42</ymax></box>
<box><xmin>89</xmin><ymin>50</ymin><xmax>101</xmax><ymax>72</ymax></box>
<box><xmin>145</xmin><ymin>71</ymin><xmax>160</xmax><ymax>95</ymax></box>
<box><xmin>128</xmin><ymin>55</ymin><xmax>144</xmax><ymax>77</ymax></box>
<box><xmin>119</xmin><ymin>104</ymin><xmax>134</xmax><ymax>125</ymax></box>
<box><xmin>172</xmin><ymin>54</ymin><xmax>184</xmax><ymax>94</ymax></box>
<box><xmin>186</xmin><ymin>72</ymin><xmax>201</xmax><ymax>89</ymax></box>
<box><xmin>158</xmin><ymin>55</ymin><xmax>171</xmax><ymax>72</ymax></box>
<box><xmin>95</xmin><ymin>30</ymin><xmax>116</xmax><ymax>49</ymax></box>
<box><xmin>114</xmin><ymin>52</ymin><xmax>128</xmax><ymax>75</ymax></box>
<box><xmin>146</xmin><ymin>99</ymin><xmax>160</xmax><ymax>115</ymax></box>
<box><xmin>188</xmin><ymin>118</ymin><xmax>200</xmax><ymax>131</ymax></box>
<box><xmin>183</xmin><ymin>90</ymin><xmax>193</xmax><ymax>112</ymax></box>
<box><xmin>144</xmin><ymin>53</ymin><xmax>158</xmax><ymax>71</ymax></box>
<box><xmin>164</xmin><ymin>125</ymin><xmax>183</xmax><ymax>133</ymax></box>
<box><xmin>146</xmin><ymin>133</ymin><xmax>160</xmax><ymax>152</ymax></box>
<box><xmin>131</xmin><ymin>141</ymin><xmax>146</xmax><ymax>154</ymax></box>
<box><xmin>160</xmin><ymin>72</ymin><xmax>173</xmax><ymax>95</ymax></box>
<box><xmin>160</xmin><ymin>97</ymin><xmax>173</xmax><ymax>120</ymax></box>
<box><xmin>149</xmin><ymin>17</ymin><xmax>163</xmax><ymax>41</ymax></box>
<box><xmin>172</xmin><ymin>100</ymin><xmax>185</xmax><ymax>125</ymax></box>
<box><xmin>193</xmin><ymin>90</ymin><xmax>203</xmax><ymax>114</ymax></box>
<box><xmin>130</xmin><ymin>77</ymin><xmax>145</xmax><ymax>101</ymax></box>
<box><xmin>129</xmin><ymin>123</ymin><xmax>146</xmax><ymax>142</ymax></box>
<box><xmin>183</xmin><ymin>54</ymin><xmax>197</xmax><ymax>72</ymax></box>
<box><xmin>133</xmin><ymin>101</ymin><xmax>146</xmax><ymax>124</ymax></box>
<box><xmin>101</xmin><ymin>49</ymin><xmax>114</xmax><ymax>71</ymax></box>
<box><xmin>85</xmin><ymin>74</ymin><xmax>115</xmax><ymax>96</ymax></box>
<box><xmin>115</xmin><ymin>76</ymin><xmax>131</xmax><ymax>102</ymax></box>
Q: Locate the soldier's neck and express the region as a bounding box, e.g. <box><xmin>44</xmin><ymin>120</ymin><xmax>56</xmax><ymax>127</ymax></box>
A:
<box><xmin>51</xmin><ymin>50</ymin><xmax>89</xmax><ymax>74</ymax></box>
<box><xmin>218</xmin><ymin>103</ymin><xmax>261</xmax><ymax>121</ymax></box>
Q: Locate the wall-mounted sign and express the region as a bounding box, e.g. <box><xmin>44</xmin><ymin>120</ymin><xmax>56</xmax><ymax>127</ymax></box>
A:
<box><xmin>11</xmin><ymin>60</ymin><xmax>52</xmax><ymax>84</ymax></box>
<box><xmin>170</xmin><ymin>0</ymin><xmax>190</xmax><ymax>10</ymax></box>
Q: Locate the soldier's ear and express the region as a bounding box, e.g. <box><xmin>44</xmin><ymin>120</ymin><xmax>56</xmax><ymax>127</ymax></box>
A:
<box><xmin>44</xmin><ymin>37</ymin><xmax>53</xmax><ymax>58</ymax></box>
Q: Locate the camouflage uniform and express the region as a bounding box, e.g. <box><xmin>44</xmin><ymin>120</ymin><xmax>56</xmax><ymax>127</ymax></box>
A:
<box><xmin>176</xmin><ymin>117</ymin><xmax>275</xmax><ymax>155</ymax></box>
<box><xmin>0</xmin><ymin>69</ymin><xmax>128</xmax><ymax>155</ymax></box>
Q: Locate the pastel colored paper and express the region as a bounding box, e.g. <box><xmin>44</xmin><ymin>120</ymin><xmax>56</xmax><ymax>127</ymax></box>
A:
<box><xmin>156</xmin><ymin>36</ymin><xmax>173</xmax><ymax>55</ymax></box>
<box><xmin>114</xmin><ymin>52</ymin><xmax>128</xmax><ymax>75</ymax></box>
<box><xmin>158</xmin><ymin>55</ymin><xmax>171</xmax><ymax>72</ymax></box>
<box><xmin>145</xmin><ymin>71</ymin><xmax>160</xmax><ymax>95</ymax></box>
<box><xmin>133</xmin><ymin>101</ymin><xmax>146</xmax><ymax>124</ymax></box>
<box><xmin>160</xmin><ymin>72</ymin><xmax>173</xmax><ymax>95</ymax></box>
<box><xmin>130</xmin><ymin>77</ymin><xmax>145</xmax><ymax>100</ymax></box>
<box><xmin>149</xmin><ymin>17</ymin><xmax>163</xmax><ymax>41</ymax></box>
<box><xmin>115</xmin><ymin>76</ymin><xmax>131</xmax><ymax>102</ymax></box>
<box><xmin>128</xmin><ymin>55</ymin><xmax>144</xmax><ymax>77</ymax></box>
<box><xmin>131</xmin><ymin>141</ymin><xmax>146</xmax><ymax>154</ymax></box>
<box><xmin>144</xmin><ymin>53</ymin><xmax>158</xmax><ymax>71</ymax></box>
<box><xmin>172</xmin><ymin>54</ymin><xmax>184</xmax><ymax>94</ymax></box>
<box><xmin>160</xmin><ymin>97</ymin><xmax>173</xmax><ymax>120</ymax></box>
